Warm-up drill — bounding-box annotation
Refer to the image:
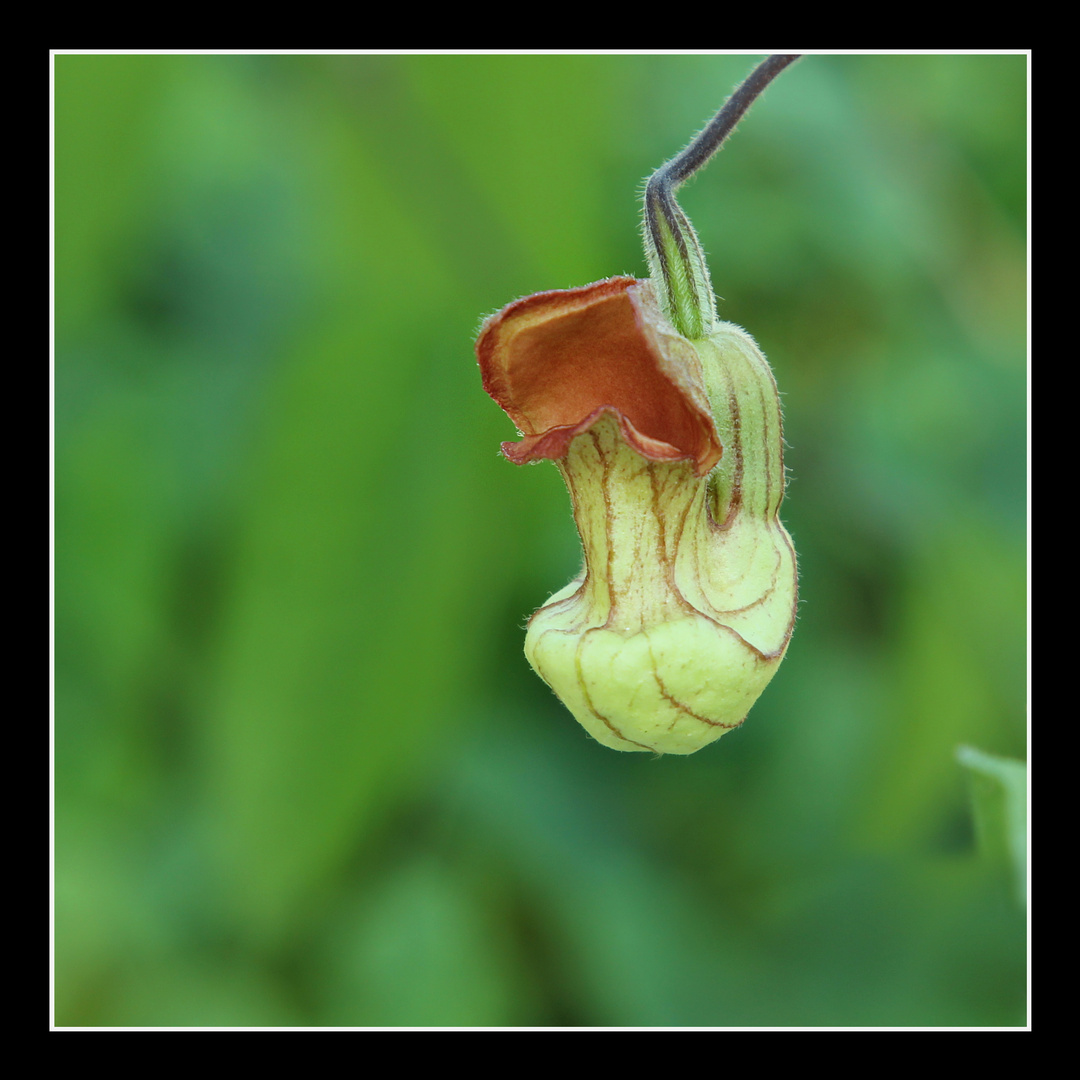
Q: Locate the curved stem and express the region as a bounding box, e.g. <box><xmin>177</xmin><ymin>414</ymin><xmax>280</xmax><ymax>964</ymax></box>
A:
<box><xmin>644</xmin><ymin>54</ymin><xmax>801</xmax><ymax>339</ymax></box>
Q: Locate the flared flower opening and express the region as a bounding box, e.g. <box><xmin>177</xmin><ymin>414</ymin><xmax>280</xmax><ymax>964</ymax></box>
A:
<box><xmin>477</xmin><ymin>276</ymin><xmax>722</xmax><ymax>476</ymax></box>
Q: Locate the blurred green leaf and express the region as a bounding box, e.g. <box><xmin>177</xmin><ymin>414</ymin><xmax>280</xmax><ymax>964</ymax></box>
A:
<box><xmin>54</xmin><ymin>56</ymin><xmax>174</xmax><ymax>339</ymax></box>
<box><xmin>317</xmin><ymin>854</ymin><xmax>530</xmax><ymax>1027</ymax></box>
<box><xmin>957</xmin><ymin>745</ymin><xmax>1027</xmax><ymax>907</ymax></box>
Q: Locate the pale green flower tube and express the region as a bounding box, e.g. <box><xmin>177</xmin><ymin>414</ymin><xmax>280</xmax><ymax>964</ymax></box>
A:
<box><xmin>478</xmin><ymin>277</ymin><xmax>796</xmax><ymax>753</ymax></box>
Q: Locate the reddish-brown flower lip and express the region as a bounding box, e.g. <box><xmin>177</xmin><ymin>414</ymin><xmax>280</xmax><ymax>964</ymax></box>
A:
<box><xmin>476</xmin><ymin>276</ymin><xmax>722</xmax><ymax>476</ymax></box>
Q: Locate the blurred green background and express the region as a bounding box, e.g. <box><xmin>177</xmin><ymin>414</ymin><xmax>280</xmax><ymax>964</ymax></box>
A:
<box><xmin>54</xmin><ymin>53</ymin><xmax>1027</xmax><ymax>1027</ymax></box>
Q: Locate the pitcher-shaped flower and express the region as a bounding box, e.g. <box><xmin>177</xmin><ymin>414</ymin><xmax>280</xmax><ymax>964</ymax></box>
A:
<box><xmin>477</xmin><ymin>55</ymin><xmax>800</xmax><ymax>753</ymax></box>
<box><xmin>477</xmin><ymin>275</ymin><xmax>796</xmax><ymax>754</ymax></box>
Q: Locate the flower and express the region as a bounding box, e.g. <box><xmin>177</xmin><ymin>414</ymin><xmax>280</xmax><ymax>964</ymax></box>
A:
<box><xmin>477</xmin><ymin>275</ymin><xmax>797</xmax><ymax>754</ymax></box>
